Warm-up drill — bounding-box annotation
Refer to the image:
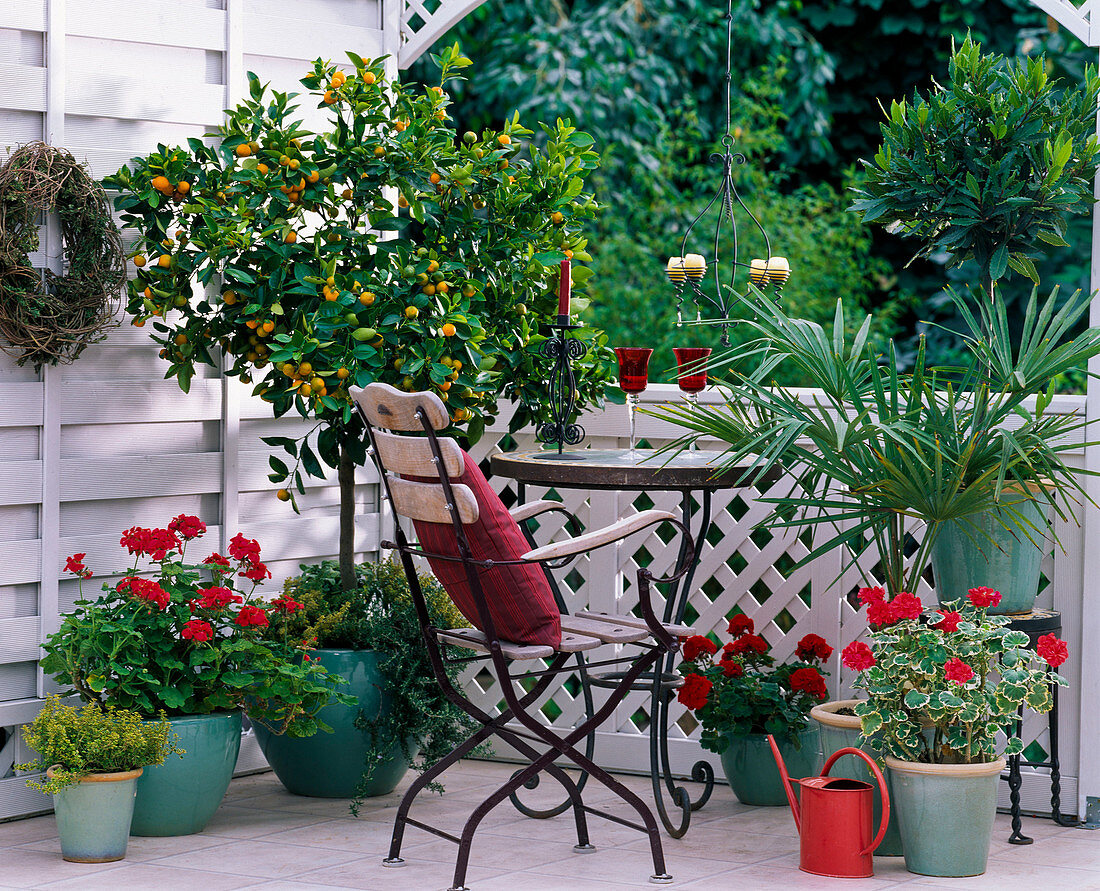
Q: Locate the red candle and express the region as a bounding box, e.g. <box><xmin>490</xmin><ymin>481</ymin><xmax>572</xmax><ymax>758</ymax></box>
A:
<box><xmin>558</xmin><ymin>258</ymin><xmax>571</xmax><ymax>318</ymax></box>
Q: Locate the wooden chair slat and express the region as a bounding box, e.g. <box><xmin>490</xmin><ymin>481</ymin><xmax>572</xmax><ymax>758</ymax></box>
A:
<box><xmin>373</xmin><ymin>429</ymin><xmax>464</xmax><ymax>479</ymax></box>
<box><xmin>557</xmin><ymin>631</ymin><xmax>603</xmax><ymax>653</ymax></box>
<box><xmin>561</xmin><ymin>614</ymin><xmax>650</xmax><ymax>644</ymax></box>
<box><xmin>435</xmin><ymin>627</ymin><xmax>556</xmax><ymax>660</ymax></box>
<box><xmin>351</xmin><ymin>382</ymin><xmax>449</xmax><ymax>431</ymax></box>
<box><xmin>387</xmin><ymin>475</ymin><xmax>479</xmax><ymax>525</ymax></box>
<box><xmin>576</xmin><ymin>609</ymin><xmax>694</xmax><ymax>639</ymax></box>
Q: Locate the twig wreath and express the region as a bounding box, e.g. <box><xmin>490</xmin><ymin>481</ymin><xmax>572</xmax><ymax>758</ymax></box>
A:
<box><xmin>0</xmin><ymin>142</ymin><xmax>125</xmax><ymax>366</ymax></box>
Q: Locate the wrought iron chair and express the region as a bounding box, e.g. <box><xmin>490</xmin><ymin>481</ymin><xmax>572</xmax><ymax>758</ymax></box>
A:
<box><xmin>351</xmin><ymin>382</ymin><xmax>696</xmax><ymax>891</ymax></box>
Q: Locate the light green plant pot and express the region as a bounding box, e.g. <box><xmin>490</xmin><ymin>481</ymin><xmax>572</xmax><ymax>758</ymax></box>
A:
<box><xmin>720</xmin><ymin>726</ymin><xmax>820</xmax><ymax>806</ymax></box>
<box><xmin>886</xmin><ymin>756</ymin><xmax>1005</xmax><ymax>877</ymax></box>
<box><xmin>253</xmin><ymin>649</ymin><xmax>414</xmax><ymax>798</ymax></box>
<box><xmin>49</xmin><ymin>767</ymin><xmax>141</xmax><ymax>862</ymax></box>
<box><xmin>930</xmin><ymin>494</ymin><xmax>1051</xmax><ymax>615</ymax></box>
<box><xmin>810</xmin><ymin>700</ymin><xmax>903</xmax><ymax>857</ymax></box>
<box><xmin>130</xmin><ymin>711</ymin><xmax>242</xmax><ymax>836</ymax></box>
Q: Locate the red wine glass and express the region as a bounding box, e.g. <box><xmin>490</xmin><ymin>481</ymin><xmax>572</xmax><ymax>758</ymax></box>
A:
<box><xmin>673</xmin><ymin>347</ymin><xmax>711</xmax><ymax>450</ymax></box>
<box><xmin>614</xmin><ymin>347</ymin><xmax>652</xmax><ymax>456</ymax></box>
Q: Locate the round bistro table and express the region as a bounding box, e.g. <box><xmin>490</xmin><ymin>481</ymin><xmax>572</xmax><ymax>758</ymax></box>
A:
<box><xmin>491</xmin><ymin>448</ymin><xmax>781</xmax><ymax>837</ymax></box>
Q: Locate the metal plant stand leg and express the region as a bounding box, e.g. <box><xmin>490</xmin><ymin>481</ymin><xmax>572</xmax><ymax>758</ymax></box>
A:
<box><xmin>1049</xmin><ymin>681</ymin><xmax>1078</xmax><ymax>827</ymax></box>
<box><xmin>1007</xmin><ymin>707</ymin><xmax>1033</xmax><ymax>845</ymax></box>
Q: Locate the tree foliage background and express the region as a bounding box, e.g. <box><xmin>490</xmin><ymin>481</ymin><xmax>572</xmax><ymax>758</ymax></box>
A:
<box><xmin>410</xmin><ymin>0</ymin><xmax>1094</xmax><ymax>385</ymax></box>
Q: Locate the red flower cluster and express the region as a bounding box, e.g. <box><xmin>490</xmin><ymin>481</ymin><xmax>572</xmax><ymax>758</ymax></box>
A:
<box><xmin>181</xmin><ymin>618</ymin><xmax>214</xmax><ymax>642</ymax></box>
<box><xmin>859</xmin><ymin>586</ymin><xmax>923</xmax><ymax>627</ymax></box>
<box><xmin>719</xmin><ymin>659</ymin><xmax>743</xmax><ymax>677</ymax></box>
<box><xmin>270</xmin><ymin>596</ymin><xmax>305</xmax><ymax>614</ymax></box>
<box><xmin>682</xmin><ymin>635</ymin><xmax>718</xmax><ymax>662</ymax></box>
<box><xmin>229</xmin><ymin>533</ymin><xmax>261</xmax><ymax>564</ymax></box>
<box><xmin>64</xmin><ymin>553</ymin><xmax>93</xmax><ymax>579</ymax></box>
<box><xmin>203</xmin><ymin>553</ymin><xmax>232</xmax><ymax>570</ymax></box>
<box><xmin>727</xmin><ymin>614</ymin><xmax>754</xmax><ymax>637</ymax></box>
<box><xmin>841</xmin><ymin>640</ymin><xmax>876</xmax><ymax>672</ymax></box>
<box><xmin>120</xmin><ymin>526</ymin><xmax>180</xmax><ymax>561</ymax></box>
<box><xmin>168</xmin><ymin>514</ymin><xmax>207</xmax><ymax>541</ymax></box>
<box><xmin>191</xmin><ymin>586</ymin><xmax>242</xmax><ymax>611</ymax></box>
<box><xmin>677</xmin><ymin>673</ymin><xmax>712</xmax><ymax>710</ymax></box>
<box><xmin>967</xmin><ymin>587</ymin><xmax>1002</xmax><ymax>609</ymax></box>
<box><xmin>726</xmin><ymin>634</ymin><xmax>768</xmax><ymax>656</ymax></box>
<box><xmin>1036</xmin><ymin>633</ymin><xmax>1069</xmax><ymax>668</ymax></box>
<box><xmin>943</xmin><ymin>657</ymin><xmax>975</xmax><ymax>686</ymax></box>
<box><xmin>789</xmin><ymin>667</ymin><xmax>828</xmax><ymax>700</ymax></box>
<box><xmin>795</xmin><ymin>633</ymin><xmax>833</xmax><ymax>663</ymax></box>
<box><xmin>119</xmin><ymin>576</ymin><xmax>170</xmax><ymax>610</ymax></box>
<box><xmin>240</xmin><ymin>562</ymin><xmax>272</xmax><ymax>582</ymax></box>
<box><xmin>235</xmin><ymin>604</ymin><xmax>269</xmax><ymax>628</ymax></box>
<box><xmin>935</xmin><ymin>610</ymin><xmax>962</xmax><ymax>633</ymax></box>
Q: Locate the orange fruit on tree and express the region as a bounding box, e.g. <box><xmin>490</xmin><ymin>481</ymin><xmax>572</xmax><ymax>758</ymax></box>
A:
<box><xmin>142</xmin><ymin>286</ymin><xmax>153</xmax><ymax>299</ymax></box>
<box><xmin>223</xmin><ymin>290</ymin><xmax>238</xmax><ymax>305</ymax></box>
<box><xmin>405</xmin><ymin>305</ymin><xmax>419</xmax><ymax>319</ymax></box>
<box><xmin>374</xmin><ymin>146</ymin><xmax>385</xmax><ymax>158</ymax></box>
<box><xmin>310</xmin><ymin>376</ymin><xmax>324</xmax><ymax>390</ymax></box>
<box><xmin>363</xmin><ymin>71</ymin><xmax>377</xmax><ymax>85</ymax></box>
<box><xmin>551</xmin><ymin>211</ymin><xmax>564</xmax><ymax>225</ymax></box>
<box><xmin>436</xmin><ymin>282</ymin><xmax>449</xmax><ymax>294</ymax></box>
<box><xmin>300</xmin><ymin>383</ymin><xmax>312</xmax><ymax>397</ymax></box>
<box><xmin>235</xmin><ymin>144</ymin><xmax>252</xmax><ymax>157</ymax></box>
<box><xmin>174</xmin><ymin>333</ymin><xmax>188</xmax><ymax>346</ymax></box>
<box><xmin>257</xmin><ymin>163</ymin><xmax>269</xmax><ymax>175</ymax></box>
<box><xmin>133</xmin><ymin>318</ymin><xmax>146</xmax><ymax>327</ymax></box>
<box><xmin>342</xmin><ymin>188</ymin><xmax>353</xmax><ymax>200</ymax></box>
<box><xmin>133</xmin><ymin>254</ymin><xmax>146</xmax><ymax>267</ymax></box>
<box><xmin>299</xmin><ymin>361</ymin><xmax>313</xmax><ymax>375</ymax></box>
<box><xmin>289</xmin><ymin>159</ymin><xmax>300</xmax><ymax>171</ymax></box>
<box><xmin>176</xmin><ymin>181</ymin><xmax>190</xmax><ymax>195</ymax></box>
<box><xmin>323</xmin><ymin>90</ymin><xmax>337</xmax><ymax>105</ymax></box>
<box><xmin>151</xmin><ymin>175</ymin><xmax>171</xmax><ymax>193</ymax></box>
<box><xmin>452</xmin><ymin>359</ymin><xmax>463</xmax><ymax>371</ymax></box>
<box><xmin>427</xmin><ymin>260</ymin><xmax>439</xmax><ymax>273</ymax></box>
<box><xmin>398</xmin><ymin>195</ymin><xmax>409</xmax><ymax>208</ymax></box>
<box><xmin>277</xmin><ymin>488</ymin><xmax>291</xmax><ymax>502</ymax></box>
<box><xmin>430</xmin><ymin>172</ymin><xmax>442</xmax><ymax>185</ymax></box>
<box><xmin>442</xmin><ymin>322</ymin><xmax>456</xmax><ymax>337</ymax></box>
<box><xmin>497</xmin><ymin>134</ymin><xmax>511</xmax><ymax>147</ymax></box>
<box><xmin>336</xmin><ymin>367</ymin><xmax>350</xmax><ymax>379</ymax></box>
<box><xmin>359</xmin><ymin>291</ymin><xmax>375</xmax><ymax>306</ymax></box>
<box><xmin>284</xmin><ymin>231</ymin><xmax>297</xmax><ymax>244</ymax></box>
<box><xmin>307</xmin><ymin>170</ymin><xmax>320</xmax><ymax>183</ymax></box>
<box><xmin>157</xmin><ymin>255</ymin><xmax>171</xmax><ymax>268</ymax></box>
<box><xmin>439</xmin><ymin>380</ymin><xmax>452</xmax><ymax>392</ymax></box>
<box><xmin>422</xmin><ymin>283</ymin><xmax>436</xmax><ymax>296</ymax></box>
<box><xmin>564</xmin><ymin>249</ymin><xmax>574</xmax><ymax>259</ymax></box>
<box><xmin>261</xmin><ymin>320</ymin><xmax>275</xmax><ymax>334</ymax></box>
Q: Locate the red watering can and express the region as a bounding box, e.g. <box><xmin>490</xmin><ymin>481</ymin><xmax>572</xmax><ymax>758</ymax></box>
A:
<box><xmin>767</xmin><ymin>734</ymin><xmax>890</xmax><ymax>878</ymax></box>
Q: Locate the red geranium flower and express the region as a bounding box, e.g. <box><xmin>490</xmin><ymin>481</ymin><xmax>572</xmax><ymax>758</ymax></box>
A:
<box><xmin>240</xmin><ymin>561</ymin><xmax>272</xmax><ymax>582</ymax></box>
<box><xmin>192</xmin><ymin>586</ymin><xmax>242</xmax><ymax>611</ymax></box>
<box><xmin>934</xmin><ymin>610</ymin><xmax>962</xmax><ymax>633</ymax></box>
<box><xmin>857</xmin><ymin>586</ymin><xmax>886</xmax><ymax>606</ymax></box>
<box><xmin>64</xmin><ymin>553</ymin><xmax>93</xmax><ymax>579</ymax></box>
<box><xmin>890</xmin><ymin>592</ymin><xmax>923</xmax><ymax>621</ymax></box>
<box><xmin>943</xmin><ymin>657</ymin><xmax>975</xmax><ymax>686</ymax></box>
<box><xmin>1036</xmin><ymin>633</ymin><xmax>1069</xmax><ymax>668</ymax></box>
<box><xmin>728</xmin><ymin>633</ymin><xmax>768</xmax><ymax>655</ymax></box>
<box><xmin>119</xmin><ymin>526</ymin><xmax>180</xmax><ymax>561</ymax></box>
<box><xmin>795</xmin><ymin>633</ymin><xmax>833</xmax><ymax>663</ymax></box>
<box><xmin>682</xmin><ymin>635</ymin><xmax>718</xmax><ymax>662</ymax></box>
<box><xmin>181</xmin><ymin>619</ymin><xmax>214</xmax><ymax>642</ymax></box>
<box><xmin>229</xmin><ymin>533</ymin><xmax>262</xmax><ymax>565</ymax></box>
<box><xmin>727</xmin><ymin>614</ymin><xmax>754</xmax><ymax>637</ymax></box>
<box><xmin>126</xmin><ymin>577</ymin><xmax>170</xmax><ymax>610</ymax></box>
<box><xmin>789</xmin><ymin>666</ymin><xmax>828</xmax><ymax>700</ymax></box>
<box><xmin>968</xmin><ymin>587</ymin><xmax>1002</xmax><ymax>609</ymax></box>
<box><xmin>676</xmin><ymin>673</ymin><xmax>712</xmax><ymax>710</ymax></box>
<box><xmin>235</xmin><ymin>604</ymin><xmax>269</xmax><ymax>628</ymax></box>
<box><xmin>270</xmin><ymin>596</ymin><xmax>305</xmax><ymax>614</ymax></box>
<box><xmin>168</xmin><ymin>514</ymin><xmax>207</xmax><ymax>541</ymax></box>
<box><xmin>841</xmin><ymin>641</ymin><xmax>876</xmax><ymax>672</ymax></box>
<box><xmin>718</xmin><ymin>658</ymin><xmax>743</xmax><ymax>678</ymax></box>
<box><xmin>865</xmin><ymin>599</ymin><xmax>896</xmax><ymax>626</ymax></box>
<box><xmin>203</xmin><ymin>553</ymin><xmax>232</xmax><ymax>570</ymax></box>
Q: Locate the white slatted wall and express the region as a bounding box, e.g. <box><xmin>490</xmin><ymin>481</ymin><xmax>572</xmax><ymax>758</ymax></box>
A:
<box><xmin>0</xmin><ymin>0</ymin><xmax>387</xmax><ymax>820</ymax></box>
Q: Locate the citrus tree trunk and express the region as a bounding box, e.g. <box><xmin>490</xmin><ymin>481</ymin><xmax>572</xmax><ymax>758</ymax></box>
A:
<box><xmin>338</xmin><ymin>439</ymin><xmax>356</xmax><ymax>592</ymax></box>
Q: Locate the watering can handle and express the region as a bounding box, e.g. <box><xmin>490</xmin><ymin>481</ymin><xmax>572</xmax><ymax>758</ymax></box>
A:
<box><xmin>766</xmin><ymin>734</ymin><xmax>800</xmax><ymax>831</ymax></box>
<box><xmin>821</xmin><ymin>747</ymin><xmax>891</xmax><ymax>856</ymax></box>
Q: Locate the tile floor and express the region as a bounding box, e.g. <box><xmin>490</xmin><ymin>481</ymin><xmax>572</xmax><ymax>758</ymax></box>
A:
<box><xmin>1</xmin><ymin>760</ymin><xmax>1098</xmax><ymax>890</ymax></box>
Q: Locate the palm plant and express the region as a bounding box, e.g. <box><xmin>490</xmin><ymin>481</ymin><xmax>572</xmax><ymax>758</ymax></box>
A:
<box><xmin>652</xmin><ymin>285</ymin><xmax>1100</xmax><ymax>597</ymax></box>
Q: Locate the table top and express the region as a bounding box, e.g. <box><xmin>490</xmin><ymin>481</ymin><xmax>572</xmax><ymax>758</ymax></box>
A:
<box><xmin>490</xmin><ymin>448</ymin><xmax>781</xmax><ymax>492</ymax></box>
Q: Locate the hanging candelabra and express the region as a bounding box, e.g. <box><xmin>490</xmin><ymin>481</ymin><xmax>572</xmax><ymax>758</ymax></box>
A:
<box><xmin>665</xmin><ymin>0</ymin><xmax>791</xmax><ymax>346</ymax></box>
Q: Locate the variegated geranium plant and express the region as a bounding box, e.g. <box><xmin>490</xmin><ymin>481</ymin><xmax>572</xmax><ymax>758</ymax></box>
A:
<box><xmin>842</xmin><ymin>586</ymin><xmax>1068</xmax><ymax>764</ymax></box>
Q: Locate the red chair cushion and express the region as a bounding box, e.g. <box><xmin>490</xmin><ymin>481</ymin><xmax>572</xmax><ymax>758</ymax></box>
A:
<box><xmin>411</xmin><ymin>450</ymin><xmax>562</xmax><ymax>648</ymax></box>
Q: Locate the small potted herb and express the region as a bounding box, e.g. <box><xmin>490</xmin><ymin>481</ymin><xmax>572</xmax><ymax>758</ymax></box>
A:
<box><xmin>677</xmin><ymin>618</ymin><xmax>831</xmax><ymax>805</ymax></box>
<box><xmin>841</xmin><ymin>586</ymin><xmax>1068</xmax><ymax>876</ymax></box>
<box><xmin>17</xmin><ymin>696</ymin><xmax>183</xmax><ymax>862</ymax></box>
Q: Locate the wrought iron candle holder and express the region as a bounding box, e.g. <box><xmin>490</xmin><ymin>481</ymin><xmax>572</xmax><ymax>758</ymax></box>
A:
<box><xmin>535</xmin><ymin>320</ymin><xmax>587</xmax><ymax>453</ymax></box>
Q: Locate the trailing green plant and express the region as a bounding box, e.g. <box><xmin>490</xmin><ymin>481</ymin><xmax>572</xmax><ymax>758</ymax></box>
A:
<box><xmin>104</xmin><ymin>46</ymin><xmax>614</xmax><ymax>592</ymax></box>
<box><xmin>842</xmin><ymin>585</ymin><xmax>1068</xmax><ymax>763</ymax></box>
<box><xmin>16</xmin><ymin>695</ymin><xmax>184</xmax><ymax>794</ymax></box>
<box><xmin>41</xmin><ymin>518</ymin><xmax>348</xmax><ymax>737</ymax></box>
<box><xmin>851</xmin><ymin>36</ymin><xmax>1100</xmax><ymax>296</ymax></box>
<box><xmin>651</xmin><ymin>283</ymin><xmax>1100</xmax><ymax>598</ymax></box>
<box><xmin>267</xmin><ymin>560</ymin><xmax>479</xmax><ymax>809</ymax></box>
<box><xmin>676</xmin><ymin>618</ymin><xmax>832</xmax><ymax>750</ymax></box>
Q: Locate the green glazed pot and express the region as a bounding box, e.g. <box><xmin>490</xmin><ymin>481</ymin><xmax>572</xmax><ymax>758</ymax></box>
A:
<box><xmin>810</xmin><ymin>700</ymin><xmax>902</xmax><ymax>857</ymax></box>
<box><xmin>50</xmin><ymin>767</ymin><xmax>141</xmax><ymax>862</ymax></box>
<box><xmin>886</xmin><ymin>756</ymin><xmax>1005</xmax><ymax>877</ymax></box>
<box><xmin>930</xmin><ymin>493</ymin><xmax>1051</xmax><ymax>615</ymax></box>
<box><xmin>720</xmin><ymin>726</ymin><xmax>820</xmax><ymax>806</ymax></box>
<box><xmin>253</xmin><ymin>649</ymin><xmax>413</xmax><ymax>798</ymax></box>
<box><xmin>130</xmin><ymin>711</ymin><xmax>242</xmax><ymax>836</ymax></box>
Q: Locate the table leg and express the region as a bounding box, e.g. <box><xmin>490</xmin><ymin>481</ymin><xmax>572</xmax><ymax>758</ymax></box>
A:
<box><xmin>647</xmin><ymin>489</ymin><xmax>716</xmax><ymax>837</ymax></box>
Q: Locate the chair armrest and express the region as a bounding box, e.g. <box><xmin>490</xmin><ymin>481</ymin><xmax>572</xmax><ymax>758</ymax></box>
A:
<box><xmin>509</xmin><ymin>499</ymin><xmax>569</xmax><ymax>524</ymax></box>
<box><xmin>521</xmin><ymin>509</ymin><xmax>678</xmax><ymax>563</ymax></box>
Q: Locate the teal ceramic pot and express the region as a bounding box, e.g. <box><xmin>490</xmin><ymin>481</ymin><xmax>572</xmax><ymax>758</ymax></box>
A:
<box><xmin>50</xmin><ymin>767</ymin><xmax>141</xmax><ymax>862</ymax></box>
<box><xmin>253</xmin><ymin>649</ymin><xmax>413</xmax><ymax>798</ymax></box>
<box><xmin>886</xmin><ymin>756</ymin><xmax>1005</xmax><ymax>877</ymax></box>
<box><xmin>810</xmin><ymin>701</ymin><xmax>902</xmax><ymax>857</ymax></box>
<box><xmin>720</xmin><ymin>726</ymin><xmax>820</xmax><ymax>806</ymax></box>
<box><xmin>930</xmin><ymin>494</ymin><xmax>1051</xmax><ymax>615</ymax></box>
<box><xmin>130</xmin><ymin>711</ymin><xmax>242</xmax><ymax>836</ymax></box>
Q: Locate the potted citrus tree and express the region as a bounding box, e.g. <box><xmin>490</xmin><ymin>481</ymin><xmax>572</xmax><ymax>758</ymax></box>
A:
<box><xmin>841</xmin><ymin>586</ymin><xmax>1069</xmax><ymax>876</ymax></box>
<box><xmin>256</xmin><ymin>560</ymin><xmax>477</xmax><ymax>803</ymax></box>
<box><xmin>17</xmin><ymin>696</ymin><xmax>182</xmax><ymax>862</ymax></box>
<box><xmin>43</xmin><ymin>521</ymin><xmax>346</xmax><ymax>836</ymax></box>
<box><xmin>676</xmin><ymin>618</ymin><xmax>831</xmax><ymax>805</ymax></box>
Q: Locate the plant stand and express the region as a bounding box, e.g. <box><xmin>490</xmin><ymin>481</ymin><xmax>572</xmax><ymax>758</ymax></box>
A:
<box><xmin>1001</xmin><ymin>609</ymin><xmax>1078</xmax><ymax>843</ymax></box>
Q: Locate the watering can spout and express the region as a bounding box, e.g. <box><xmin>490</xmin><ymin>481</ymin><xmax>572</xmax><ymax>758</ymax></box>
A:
<box><xmin>766</xmin><ymin>733</ymin><xmax>801</xmax><ymax>831</ymax></box>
